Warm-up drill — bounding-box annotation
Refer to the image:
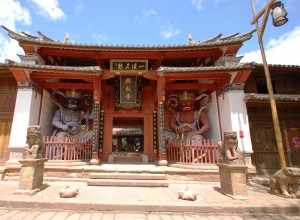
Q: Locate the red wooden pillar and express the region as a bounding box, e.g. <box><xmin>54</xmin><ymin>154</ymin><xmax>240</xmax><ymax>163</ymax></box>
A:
<box><xmin>156</xmin><ymin>75</ymin><xmax>168</xmax><ymax>165</ymax></box>
<box><xmin>90</xmin><ymin>76</ymin><xmax>101</xmax><ymax>165</ymax></box>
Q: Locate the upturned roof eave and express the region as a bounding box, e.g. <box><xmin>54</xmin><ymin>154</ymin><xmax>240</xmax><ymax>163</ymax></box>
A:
<box><xmin>1</xmin><ymin>25</ymin><xmax>254</xmax><ymax>53</ymax></box>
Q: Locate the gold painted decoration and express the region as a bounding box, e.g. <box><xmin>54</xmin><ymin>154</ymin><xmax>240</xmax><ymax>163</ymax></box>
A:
<box><xmin>110</xmin><ymin>59</ymin><xmax>148</xmax><ymax>73</ymax></box>
<box><xmin>65</xmin><ymin>89</ymin><xmax>81</xmax><ymax>98</ymax></box>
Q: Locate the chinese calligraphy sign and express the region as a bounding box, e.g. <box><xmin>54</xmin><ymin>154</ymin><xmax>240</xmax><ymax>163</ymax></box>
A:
<box><xmin>114</xmin><ymin>76</ymin><xmax>143</xmax><ymax>111</ymax></box>
<box><xmin>120</xmin><ymin>76</ymin><xmax>136</xmax><ymax>103</ymax></box>
<box><xmin>110</xmin><ymin>59</ymin><xmax>148</xmax><ymax>73</ymax></box>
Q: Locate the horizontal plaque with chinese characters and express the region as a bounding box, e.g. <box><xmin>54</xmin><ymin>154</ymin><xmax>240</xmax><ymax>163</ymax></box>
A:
<box><xmin>110</xmin><ymin>59</ymin><xmax>148</xmax><ymax>73</ymax></box>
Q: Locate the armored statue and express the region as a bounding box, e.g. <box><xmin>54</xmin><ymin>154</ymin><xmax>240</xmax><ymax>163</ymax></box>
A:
<box><xmin>218</xmin><ymin>130</ymin><xmax>243</xmax><ymax>164</ymax></box>
<box><xmin>22</xmin><ymin>125</ymin><xmax>45</xmax><ymax>159</ymax></box>
<box><xmin>166</xmin><ymin>91</ymin><xmax>211</xmax><ymax>145</ymax></box>
<box><xmin>269</xmin><ymin>167</ymin><xmax>300</xmax><ymax>199</ymax></box>
<box><xmin>51</xmin><ymin>89</ymin><xmax>93</xmax><ymax>140</ymax></box>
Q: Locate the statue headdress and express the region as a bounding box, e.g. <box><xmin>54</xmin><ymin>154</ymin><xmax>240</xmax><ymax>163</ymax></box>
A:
<box><xmin>178</xmin><ymin>91</ymin><xmax>195</xmax><ymax>101</ymax></box>
<box><xmin>65</xmin><ymin>89</ymin><xmax>81</xmax><ymax>99</ymax></box>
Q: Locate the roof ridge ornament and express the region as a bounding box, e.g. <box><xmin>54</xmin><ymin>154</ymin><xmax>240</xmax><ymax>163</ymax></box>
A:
<box><xmin>188</xmin><ymin>33</ymin><xmax>196</xmax><ymax>44</ymax></box>
<box><xmin>63</xmin><ymin>32</ymin><xmax>69</xmax><ymax>43</ymax></box>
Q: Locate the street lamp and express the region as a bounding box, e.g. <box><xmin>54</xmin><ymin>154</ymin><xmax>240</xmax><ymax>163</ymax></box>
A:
<box><xmin>250</xmin><ymin>0</ymin><xmax>288</xmax><ymax>169</ymax></box>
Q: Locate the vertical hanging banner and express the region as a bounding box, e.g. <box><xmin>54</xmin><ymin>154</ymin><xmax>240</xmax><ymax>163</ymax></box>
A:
<box><xmin>114</xmin><ymin>76</ymin><xmax>143</xmax><ymax>111</ymax></box>
<box><xmin>120</xmin><ymin>76</ymin><xmax>137</xmax><ymax>104</ymax></box>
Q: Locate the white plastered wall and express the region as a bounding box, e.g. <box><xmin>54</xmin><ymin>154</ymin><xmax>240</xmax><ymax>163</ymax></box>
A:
<box><xmin>217</xmin><ymin>89</ymin><xmax>253</xmax><ymax>166</ymax></box>
<box><xmin>9</xmin><ymin>88</ymin><xmax>41</xmax><ymax>148</ymax></box>
<box><xmin>203</xmin><ymin>91</ymin><xmax>221</xmax><ymax>142</ymax></box>
<box><xmin>39</xmin><ymin>90</ymin><xmax>57</xmax><ymax>136</ymax></box>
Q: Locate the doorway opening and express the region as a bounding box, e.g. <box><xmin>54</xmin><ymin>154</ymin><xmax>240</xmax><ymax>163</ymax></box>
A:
<box><xmin>112</xmin><ymin>117</ymin><xmax>144</xmax><ymax>153</ymax></box>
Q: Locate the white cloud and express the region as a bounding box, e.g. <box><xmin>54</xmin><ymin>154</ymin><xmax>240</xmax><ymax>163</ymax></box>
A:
<box><xmin>191</xmin><ymin>0</ymin><xmax>203</xmax><ymax>10</ymax></box>
<box><xmin>133</xmin><ymin>10</ymin><xmax>157</xmax><ymax>25</ymax></box>
<box><xmin>144</xmin><ymin>10</ymin><xmax>157</xmax><ymax>16</ymax></box>
<box><xmin>75</xmin><ymin>1</ymin><xmax>84</xmax><ymax>14</ymax></box>
<box><xmin>92</xmin><ymin>33</ymin><xmax>108</xmax><ymax>44</ymax></box>
<box><xmin>133</xmin><ymin>15</ymin><xmax>142</xmax><ymax>25</ymax></box>
<box><xmin>242</xmin><ymin>26</ymin><xmax>300</xmax><ymax>65</ymax></box>
<box><xmin>0</xmin><ymin>34</ymin><xmax>24</xmax><ymax>62</ymax></box>
<box><xmin>0</xmin><ymin>0</ymin><xmax>31</xmax><ymax>30</ymax></box>
<box><xmin>160</xmin><ymin>21</ymin><xmax>181</xmax><ymax>39</ymax></box>
<box><xmin>29</xmin><ymin>0</ymin><xmax>66</xmax><ymax>21</ymax></box>
<box><xmin>0</xmin><ymin>0</ymin><xmax>30</xmax><ymax>62</ymax></box>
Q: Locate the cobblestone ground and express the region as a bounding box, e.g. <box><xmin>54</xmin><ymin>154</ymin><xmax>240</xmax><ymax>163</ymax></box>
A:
<box><xmin>0</xmin><ymin>208</ymin><xmax>300</xmax><ymax>220</ymax></box>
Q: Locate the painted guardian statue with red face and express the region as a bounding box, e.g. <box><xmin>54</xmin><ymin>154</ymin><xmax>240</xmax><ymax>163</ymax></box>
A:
<box><xmin>166</xmin><ymin>91</ymin><xmax>211</xmax><ymax>145</ymax></box>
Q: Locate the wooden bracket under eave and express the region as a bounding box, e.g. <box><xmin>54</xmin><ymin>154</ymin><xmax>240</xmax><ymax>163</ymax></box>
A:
<box><xmin>9</xmin><ymin>68</ymin><xmax>30</xmax><ymax>82</ymax></box>
<box><xmin>232</xmin><ymin>70</ymin><xmax>253</xmax><ymax>84</ymax></box>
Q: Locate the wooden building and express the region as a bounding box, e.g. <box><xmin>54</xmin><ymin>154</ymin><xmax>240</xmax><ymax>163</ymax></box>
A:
<box><xmin>244</xmin><ymin>64</ymin><xmax>300</xmax><ymax>175</ymax></box>
<box><xmin>0</xmin><ymin>26</ymin><xmax>299</xmax><ymax>175</ymax></box>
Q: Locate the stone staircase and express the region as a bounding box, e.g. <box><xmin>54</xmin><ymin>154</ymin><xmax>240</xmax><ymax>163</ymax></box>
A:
<box><xmin>87</xmin><ymin>172</ymin><xmax>169</xmax><ymax>187</ymax></box>
<box><xmin>2</xmin><ymin>162</ymin><xmax>222</xmax><ymax>184</ymax></box>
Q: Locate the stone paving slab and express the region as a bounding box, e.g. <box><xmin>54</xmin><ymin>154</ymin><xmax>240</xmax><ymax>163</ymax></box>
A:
<box><xmin>0</xmin><ymin>180</ymin><xmax>299</xmax><ymax>215</ymax></box>
<box><xmin>0</xmin><ymin>208</ymin><xmax>300</xmax><ymax>220</ymax></box>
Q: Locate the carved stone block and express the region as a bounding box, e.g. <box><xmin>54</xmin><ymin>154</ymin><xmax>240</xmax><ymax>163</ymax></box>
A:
<box><xmin>217</xmin><ymin>163</ymin><xmax>248</xmax><ymax>198</ymax></box>
<box><xmin>18</xmin><ymin>158</ymin><xmax>48</xmax><ymax>190</ymax></box>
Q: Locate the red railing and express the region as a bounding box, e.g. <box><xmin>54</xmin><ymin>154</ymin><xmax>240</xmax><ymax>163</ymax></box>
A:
<box><xmin>44</xmin><ymin>136</ymin><xmax>92</xmax><ymax>161</ymax></box>
<box><xmin>167</xmin><ymin>139</ymin><xmax>220</xmax><ymax>164</ymax></box>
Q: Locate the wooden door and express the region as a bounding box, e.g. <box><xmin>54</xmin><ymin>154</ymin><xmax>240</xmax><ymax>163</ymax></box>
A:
<box><xmin>248</xmin><ymin>105</ymin><xmax>300</xmax><ymax>175</ymax></box>
<box><xmin>0</xmin><ymin>121</ymin><xmax>12</xmax><ymax>161</ymax></box>
<box><xmin>0</xmin><ymin>73</ymin><xmax>17</xmax><ymax>161</ymax></box>
<box><xmin>250</xmin><ymin>122</ymin><xmax>282</xmax><ymax>174</ymax></box>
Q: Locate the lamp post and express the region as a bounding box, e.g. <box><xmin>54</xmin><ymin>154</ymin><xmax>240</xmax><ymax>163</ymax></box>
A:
<box><xmin>250</xmin><ymin>0</ymin><xmax>288</xmax><ymax>169</ymax></box>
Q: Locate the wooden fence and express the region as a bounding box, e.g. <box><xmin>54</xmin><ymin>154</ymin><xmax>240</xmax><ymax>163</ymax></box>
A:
<box><xmin>44</xmin><ymin>136</ymin><xmax>92</xmax><ymax>161</ymax></box>
<box><xmin>167</xmin><ymin>139</ymin><xmax>220</xmax><ymax>164</ymax></box>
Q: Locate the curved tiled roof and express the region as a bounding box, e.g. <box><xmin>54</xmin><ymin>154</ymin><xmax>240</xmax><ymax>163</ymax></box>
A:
<box><xmin>242</xmin><ymin>62</ymin><xmax>300</xmax><ymax>69</ymax></box>
<box><xmin>0</xmin><ymin>62</ymin><xmax>102</xmax><ymax>74</ymax></box>
<box><xmin>1</xmin><ymin>25</ymin><xmax>255</xmax><ymax>51</ymax></box>
<box><xmin>244</xmin><ymin>93</ymin><xmax>300</xmax><ymax>102</ymax></box>
<box><xmin>156</xmin><ymin>63</ymin><xmax>252</xmax><ymax>73</ymax></box>
<box><xmin>1</xmin><ymin>58</ymin><xmax>299</xmax><ymax>73</ymax></box>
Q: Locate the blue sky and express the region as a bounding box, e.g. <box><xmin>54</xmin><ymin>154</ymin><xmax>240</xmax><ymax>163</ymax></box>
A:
<box><xmin>0</xmin><ymin>0</ymin><xmax>299</xmax><ymax>65</ymax></box>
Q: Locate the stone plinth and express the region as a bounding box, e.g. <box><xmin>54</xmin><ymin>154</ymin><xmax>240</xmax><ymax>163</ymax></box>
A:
<box><xmin>216</xmin><ymin>163</ymin><xmax>248</xmax><ymax>198</ymax></box>
<box><xmin>18</xmin><ymin>158</ymin><xmax>48</xmax><ymax>191</ymax></box>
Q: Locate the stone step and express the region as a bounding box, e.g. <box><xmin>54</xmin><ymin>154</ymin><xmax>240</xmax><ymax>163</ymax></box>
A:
<box><xmin>87</xmin><ymin>179</ymin><xmax>169</xmax><ymax>187</ymax></box>
<box><xmin>89</xmin><ymin>173</ymin><xmax>167</xmax><ymax>180</ymax></box>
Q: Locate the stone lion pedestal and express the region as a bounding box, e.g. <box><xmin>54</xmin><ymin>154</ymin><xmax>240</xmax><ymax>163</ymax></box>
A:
<box><xmin>17</xmin><ymin>158</ymin><xmax>48</xmax><ymax>195</ymax></box>
<box><xmin>217</xmin><ymin>163</ymin><xmax>248</xmax><ymax>199</ymax></box>
<box><xmin>14</xmin><ymin>125</ymin><xmax>48</xmax><ymax>196</ymax></box>
<box><xmin>216</xmin><ymin>130</ymin><xmax>248</xmax><ymax>199</ymax></box>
